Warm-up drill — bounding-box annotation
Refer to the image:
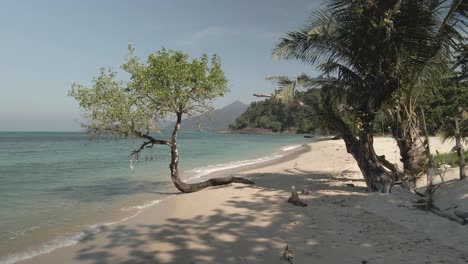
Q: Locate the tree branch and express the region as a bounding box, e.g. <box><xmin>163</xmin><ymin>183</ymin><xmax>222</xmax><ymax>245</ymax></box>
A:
<box><xmin>253</xmin><ymin>93</ymin><xmax>274</xmax><ymax>98</ymax></box>
<box><xmin>130</xmin><ymin>141</ymin><xmax>153</xmax><ymax>157</ymax></box>
<box><xmin>377</xmin><ymin>155</ymin><xmax>405</xmax><ymax>180</ymax></box>
<box><xmin>133</xmin><ymin>130</ymin><xmax>172</xmax><ymax>146</ymax></box>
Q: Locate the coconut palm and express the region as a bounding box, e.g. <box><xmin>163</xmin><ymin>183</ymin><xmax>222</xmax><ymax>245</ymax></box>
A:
<box><xmin>272</xmin><ymin>0</ymin><xmax>467</xmax><ymax>192</ymax></box>
<box><xmin>386</xmin><ymin>1</ymin><xmax>467</xmax><ymax>181</ymax></box>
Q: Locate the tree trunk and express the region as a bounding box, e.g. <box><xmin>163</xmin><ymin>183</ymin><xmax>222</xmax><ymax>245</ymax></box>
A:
<box><xmin>391</xmin><ymin>100</ymin><xmax>425</xmax><ymax>180</ymax></box>
<box><xmin>322</xmin><ymin>100</ymin><xmax>395</xmax><ymax>193</ymax></box>
<box><xmin>169</xmin><ymin>112</ymin><xmax>254</xmax><ymax>193</ymax></box>
<box><xmin>268</xmin><ymin>95</ymin><xmax>397</xmax><ymax>193</ymax></box>
<box><xmin>455</xmin><ymin>118</ymin><xmax>466</xmax><ymax>180</ymax></box>
<box><xmin>357</xmin><ymin>123</ymin><xmax>395</xmax><ymax>192</ymax></box>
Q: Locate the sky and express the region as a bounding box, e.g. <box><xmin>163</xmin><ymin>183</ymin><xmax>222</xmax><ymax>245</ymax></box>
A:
<box><xmin>0</xmin><ymin>0</ymin><xmax>324</xmax><ymax>131</ymax></box>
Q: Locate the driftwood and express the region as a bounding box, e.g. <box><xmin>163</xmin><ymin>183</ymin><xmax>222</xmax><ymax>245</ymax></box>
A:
<box><xmin>288</xmin><ymin>186</ymin><xmax>307</xmax><ymax>207</ymax></box>
<box><xmin>454</xmin><ymin>210</ymin><xmax>468</xmax><ymax>220</ymax></box>
<box><xmin>280</xmin><ymin>244</ymin><xmax>293</xmax><ymax>264</ymax></box>
<box><xmin>429</xmin><ymin>208</ymin><xmax>466</xmax><ymax>225</ymax></box>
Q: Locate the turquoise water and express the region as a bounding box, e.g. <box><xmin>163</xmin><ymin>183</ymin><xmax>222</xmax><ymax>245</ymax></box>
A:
<box><xmin>0</xmin><ymin>132</ymin><xmax>306</xmax><ymax>261</ymax></box>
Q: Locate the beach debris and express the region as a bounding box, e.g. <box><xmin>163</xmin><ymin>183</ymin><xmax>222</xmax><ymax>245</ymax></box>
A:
<box><xmin>414</xmin><ymin>198</ymin><xmax>466</xmax><ymax>225</ymax></box>
<box><xmin>301</xmin><ymin>186</ymin><xmax>310</xmax><ymax>195</ymax></box>
<box><xmin>429</xmin><ymin>208</ymin><xmax>466</xmax><ymax>225</ymax></box>
<box><xmin>280</xmin><ymin>244</ymin><xmax>294</xmax><ymax>263</ymax></box>
<box><xmin>288</xmin><ymin>186</ymin><xmax>307</xmax><ymax>207</ymax></box>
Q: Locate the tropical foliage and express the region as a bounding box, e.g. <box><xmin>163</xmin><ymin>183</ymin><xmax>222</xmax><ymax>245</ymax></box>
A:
<box><xmin>422</xmin><ymin>83</ymin><xmax>468</xmax><ymax>137</ymax></box>
<box><xmin>229</xmin><ymin>90</ymin><xmax>322</xmax><ymax>133</ymax></box>
<box><xmin>271</xmin><ymin>0</ymin><xmax>467</xmax><ymax>191</ymax></box>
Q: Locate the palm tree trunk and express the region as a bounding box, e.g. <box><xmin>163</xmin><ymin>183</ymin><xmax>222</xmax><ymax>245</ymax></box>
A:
<box><xmin>323</xmin><ymin>102</ymin><xmax>395</xmax><ymax>192</ymax></box>
<box><xmin>357</xmin><ymin>129</ymin><xmax>394</xmax><ymax>192</ymax></box>
<box><xmin>455</xmin><ymin>118</ymin><xmax>466</xmax><ymax>180</ymax></box>
<box><xmin>169</xmin><ymin>112</ymin><xmax>254</xmax><ymax>193</ymax></box>
<box><xmin>391</xmin><ymin>100</ymin><xmax>425</xmax><ymax>180</ymax></box>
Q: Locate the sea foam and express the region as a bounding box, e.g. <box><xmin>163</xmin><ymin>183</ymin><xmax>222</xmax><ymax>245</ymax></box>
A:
<box><xmin>187</xmin><ymin>154</ymin><xmax>284</xmax><ymax>180</ymax></box>
<box><xmin>0</xmin><ymin>208</ymin><xmax>146</xmax><ymax>264</ymax></box>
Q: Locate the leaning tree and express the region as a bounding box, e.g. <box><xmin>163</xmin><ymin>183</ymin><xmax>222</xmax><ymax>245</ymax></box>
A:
<box><xmin>70</xmin><ymin>46</ymin><xmax>253</xmax><ymax>193</ymax></box>
<box><xmin>271</xmin><ymin>0</ymin><xmax>466</xmax><ymax>192</ymax></box>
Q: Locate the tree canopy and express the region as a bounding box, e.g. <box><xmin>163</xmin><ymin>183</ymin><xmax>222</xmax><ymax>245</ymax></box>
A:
<box><xmin>70</xmin><ymin>46</ymin><xmax>228</xmax><ymax>139</ymax></box>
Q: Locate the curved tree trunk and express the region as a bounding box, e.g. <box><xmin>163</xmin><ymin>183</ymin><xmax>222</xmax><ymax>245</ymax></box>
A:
<box><xmin>357</xmin><ymin>129</ymin><xmax>394</xmax><ymax>192</ymax></box>
<box><xmin>322</xmin><ymin>100</ymin><xmax>395</xmax><ymax>193</ymax></box>
<box><xmin>169</xmin><ymin>112</ymin><xmax>254</xmax><ymax>193</ymax></box>
<box><xmin>391</xmin><ymin>99</ymin><xmax>425</xmax><ymax>180</ymax></box>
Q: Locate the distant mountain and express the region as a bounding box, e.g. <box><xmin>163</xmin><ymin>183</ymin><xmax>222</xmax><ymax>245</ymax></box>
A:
<box><xmin>165</xmin><ymin>100</ymin><xmax>248</xmax><ymax>131</ymax></box>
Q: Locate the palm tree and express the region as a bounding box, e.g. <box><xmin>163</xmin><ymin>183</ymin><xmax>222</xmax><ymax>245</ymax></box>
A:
<box><xmin>386</xmin><ymin>0</ymin><xmax>466</xmax><ymax>181</ymax></box>
<box><xmin>272</xmin><ymin>0</ymin><xmax>466</xmax><ymax>192</ymax></box>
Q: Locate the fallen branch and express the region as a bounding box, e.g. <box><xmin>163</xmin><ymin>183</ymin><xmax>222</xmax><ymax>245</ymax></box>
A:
<box><xmin>429</xmin><ymin>208</ymin><xmax>466</xmax><ymax>225</ymax></box>
<box><xmin>454</xmin><ymin>210</ymin><xmax>468</xmax><ymax>220</ymax></box>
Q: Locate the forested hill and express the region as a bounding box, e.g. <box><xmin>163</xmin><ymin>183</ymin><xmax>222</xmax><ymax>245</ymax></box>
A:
<box><xmin>165</xmin><ymin>100</ymin><xmax>248</xmax><ymax>131</ymax></box>
<box><xmin>229</xmin><ymin>90</ymin><xmax>321</xmax><ymax>134</ymax></box>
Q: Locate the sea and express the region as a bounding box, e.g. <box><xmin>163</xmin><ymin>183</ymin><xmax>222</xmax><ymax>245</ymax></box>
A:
<box><xmin>0</xmin><ymin>131</ymin><xmax>308</xmax><ymax>263</ymax></box>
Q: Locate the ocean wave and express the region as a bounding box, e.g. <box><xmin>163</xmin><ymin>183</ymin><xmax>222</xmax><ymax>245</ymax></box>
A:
<box><xmin>0</xmin><ymin>232</ymin><xmax>85</xmax><ymax>264</ymax></box>
<box><xmin>120</xmin><ymin>195</ymin><xmax>177</xmax><ymax>211</ymax></box>
<box><xmin>187</xmin><ymin>154</ymin><xmax>284</xmax><ymax>180</ymax></box>
<box><xmin>0</xmin><ymin>209</ymin><xmax>146</xmax><ymax>264</ymax></box>
<box><xmin>280</xmin><ymin>145</ymin><xmax>302</xmax><ymax>151</ymax></box>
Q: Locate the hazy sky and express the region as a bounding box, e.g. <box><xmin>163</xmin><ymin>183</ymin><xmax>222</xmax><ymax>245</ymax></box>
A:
<box><xmin>0</xmin><ymin>0</ymin><xmax>324</xmax><ymax>131</ymax></box>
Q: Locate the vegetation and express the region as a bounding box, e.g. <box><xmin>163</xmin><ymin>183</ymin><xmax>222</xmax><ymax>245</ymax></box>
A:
<box><xmin>421</xmin><ymin>83</ymin><xmax>468</xmax><ymax>136</ymax></box>
<box><xmin>270</xmin><ymin>0</ymin><xmax>466</xmax><ymax>192</ymax></box>
<box><xmin>390</xmin><ymin>36</ymin><xmax>468</xmax><ymax>179</ymax></box>
<box><xmin>424</xmin><ymin>43</ymin><xmax>468</xmax><ymax>180</ymax></box>
<box><xmin>434</xmin><ymin>150</ymin><xmax>468</xmax><ymax>168</ymax></box>
<box><xmin>69</xmin><ymin>46</ymin><xmax>253</xmax><ymax>193</ymax></box>
<box><xmin>229</xmin><ymin>90</ymin><xmax>322</xmax><ymax>133</ymax></box>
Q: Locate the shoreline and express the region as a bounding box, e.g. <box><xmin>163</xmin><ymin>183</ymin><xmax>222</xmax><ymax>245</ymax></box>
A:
<box><xmin>1</xmin><ymin>141</ymin><xmax>312</xmax><ymax>264</ymax></box>
<box><xmin>11</xmin><ymin>137</ymin><xmax>468</xmax><ymax>264</ymax></box>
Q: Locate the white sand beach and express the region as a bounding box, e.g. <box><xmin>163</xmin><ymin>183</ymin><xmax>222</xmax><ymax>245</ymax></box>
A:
<box><xmin>19</xmin><ymin>137</ymin><xmax>468</xmax><ymax>264</ymax></box>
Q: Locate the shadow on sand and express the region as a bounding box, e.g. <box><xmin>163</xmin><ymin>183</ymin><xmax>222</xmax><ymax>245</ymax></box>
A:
<box><xmin>71</xmin><ymin>168</ymin><xmax>370</xmax><ymax>263</ymax></box>
<box><xmin>67</xmin><ymin>168</ymin><xmax>465</xmax><ymax>263</ymax></box>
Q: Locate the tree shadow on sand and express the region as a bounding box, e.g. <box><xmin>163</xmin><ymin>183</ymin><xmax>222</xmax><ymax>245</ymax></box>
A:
<box><xmin>71</xmin><ymin>169</ymin><xmax>465</xmax><ymax>264</ymax></box>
